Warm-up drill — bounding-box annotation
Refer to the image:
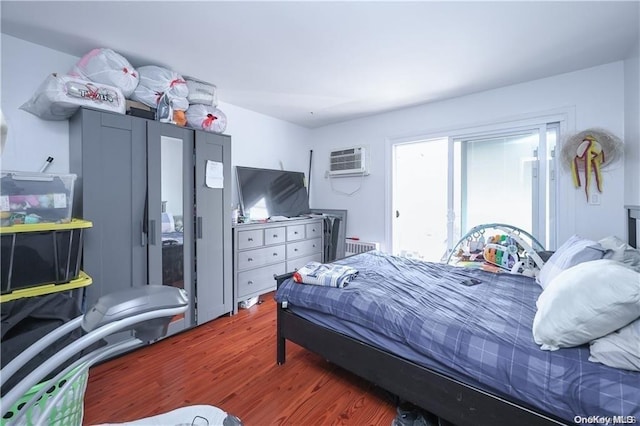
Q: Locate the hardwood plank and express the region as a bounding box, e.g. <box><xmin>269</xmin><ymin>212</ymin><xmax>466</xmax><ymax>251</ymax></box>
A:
<box><xmin>83</xmin><ymin>293</ymin><xmax>397</xmax><ymax>425</ymax></box>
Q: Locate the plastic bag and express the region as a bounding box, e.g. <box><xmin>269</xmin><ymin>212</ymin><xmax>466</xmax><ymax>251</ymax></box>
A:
<box><xmin>69</xmin><ymin>48</ymin><xmax>139</xmax><ymax>97</ymax></box>
<box><xmin>20</xmin><ymin>73</ymin><xmax>125</xmax><ymax>120</ymax></box>
<box><xmin>131</xmin><ymin>65</ymin><xmax>189</xmax><ymax>109</ymax></box>
<box><xmin>154</xmin><ymin>94</ymin><xmax>189</xmax><ymax>127</ymax></box>
<box><xmin>186</xmin><ymin>105</ymin><xmax>227</xmax><ymax>133</ymax></box>
<box><xmin>185</xmin><ymin>77</ymin><xmax>218</xmax><ymax>106</ymax></box>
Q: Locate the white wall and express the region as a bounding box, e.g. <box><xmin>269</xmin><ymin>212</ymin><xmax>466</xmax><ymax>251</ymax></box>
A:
<box><xmin>624</xmin><ymin>39</ymin><xmax>640</xmax><ymax>207</ymax></box>
<box><xmin>0</xmin><ymin>34</ymin><xmax>312</xmax><ymax>210</ymax></box>
<box><xmin>218</xmin><ymin>101</ymin><xmax>312</xmax><ymax>208</ymax></box>
<box><xmin>2</xmin><ymin>33</ymin><xmax>632</xmax><ymax>246</ymax></box>
<box><xmin>309</xmin><ymin>62</ymin><xmax>627</xmax><ymax>249</ymax></box>
<box><xmin>1</xmin><ymin>34</ymin><xmax>77</xmax><ymax>174</ymax></box>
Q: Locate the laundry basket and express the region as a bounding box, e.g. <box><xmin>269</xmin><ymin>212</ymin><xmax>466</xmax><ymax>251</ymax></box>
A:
<box><xmin>1</xmin><ymin>286</ymin><xmax>190</xmax><ymax>426</ymax></box>
<box><xmin>1</xmin><ymin>366</ymin><xmax>88</xmax><ymax>426</ymax></box>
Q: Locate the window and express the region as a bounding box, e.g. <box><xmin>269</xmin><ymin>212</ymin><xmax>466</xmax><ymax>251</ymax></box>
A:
<box><xmin>392</xmin><ymin>119</ymin><xmax>559</xmax><ymax>261</ymax></box>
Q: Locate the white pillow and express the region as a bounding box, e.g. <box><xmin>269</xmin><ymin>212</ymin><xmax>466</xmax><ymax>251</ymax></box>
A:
<box><xmin>599</xmin><ymin>235</ymin><xmax>640</xmax><ymax>273</ymax></box>
<box><xmin>589</xmin><ymin>318</ymin><xmax>640</xmax><ymax>371</ymax></box>
<box><xmin>532</xmin><ymin>259</ymin><xmax>640</xmax><ymax>351</ymax></box>
<box><xmin>536</xmin><ymin>235</ymin><xmax>605</xmax><ymax>290</ymax></box>
<box><xmin>161</xmin><ymin>212</ymin><xmax>175</xmax><ymax>233</ymax></box>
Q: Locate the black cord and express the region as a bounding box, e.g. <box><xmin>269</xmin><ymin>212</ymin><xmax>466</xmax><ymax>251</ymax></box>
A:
<box><xmin>308</xmin><ymin>149</ymin><xmax>313</xmax><ymax>200</ymax></box>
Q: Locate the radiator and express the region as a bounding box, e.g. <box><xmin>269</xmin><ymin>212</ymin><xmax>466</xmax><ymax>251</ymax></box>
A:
<box><xmin>345</xmin><ymin>240</ymin><xmax>380</xmax><ymax>256</ymax></box>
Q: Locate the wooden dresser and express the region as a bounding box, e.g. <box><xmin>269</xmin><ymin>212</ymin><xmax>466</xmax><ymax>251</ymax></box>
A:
<box><xmin>233</xmin><ymin>217</ymin><xmax>323</xmax><ymax>312</ymax></box>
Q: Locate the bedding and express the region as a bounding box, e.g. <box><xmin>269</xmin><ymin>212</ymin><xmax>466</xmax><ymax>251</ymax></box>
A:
<box><xmin>589</xmin><ymin>318</ymin><xmax>640</xmax><ymax>371</ymax></box>
<box><xmin>161</xmin><ymin>212</ymin><xmax>176</xmax><ymax>233</ymax></box>
<box><xmin>536</xmin><ymin>235</ymin><xmax>605</xmax><ymax>289</ymax></box>
<box><xmin>599</xmin><ymin>235</ymin><xmax>640</xmax><ymax>272</ymax></box>
<box><xmin>275</xmin><ymin>251</ymin><xmax>640</xmax><ymax>422</ymax></box>
<box><xmin>161</xmin><ymin>229</ymin><xmax>184</xmax><ymax>285</ymax></box>
<box><xmin>161</xmin><ymin>231</ymin><xmax>184</xmax><ymax>246</ymax></box>
<box><xmin>533</xmin><ymin>259</ymin><xmax>640</xmax><ymax>351</ymax></box>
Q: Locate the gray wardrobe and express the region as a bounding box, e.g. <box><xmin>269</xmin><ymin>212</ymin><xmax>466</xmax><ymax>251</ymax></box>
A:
<box><xmin>69</xmin><ymin>108</ymin><xmax>232</xmax><ymax>337</ymax></box>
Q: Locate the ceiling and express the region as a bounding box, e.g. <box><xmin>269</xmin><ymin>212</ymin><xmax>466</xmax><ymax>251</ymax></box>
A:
<box><xmin>2</xmin><ymin>1</ymin><xmax>639</xmax><ymax>128</ymax></box>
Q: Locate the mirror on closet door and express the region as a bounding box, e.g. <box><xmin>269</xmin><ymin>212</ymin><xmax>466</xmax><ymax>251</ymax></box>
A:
<box><xmin>160</xmin><ymin>135</ymin><xmax>185</xmax><ymax>291</ymax></box>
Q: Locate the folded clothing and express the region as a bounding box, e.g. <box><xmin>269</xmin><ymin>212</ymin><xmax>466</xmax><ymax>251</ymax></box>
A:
<box><xmin>293</xmin><ymin>262</ymin><xmax>358</xmax><ymax>288</ymax></box>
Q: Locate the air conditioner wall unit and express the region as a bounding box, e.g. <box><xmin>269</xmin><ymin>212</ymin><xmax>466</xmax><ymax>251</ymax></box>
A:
<box><xmin>328</xmin><ymin>146</ymin><xmax>368</xmax><ymax>177</ymax></box>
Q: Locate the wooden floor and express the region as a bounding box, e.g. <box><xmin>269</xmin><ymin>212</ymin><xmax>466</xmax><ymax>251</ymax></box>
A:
<box><xmin>83</xmin><ymin>292</ymin><xmax>397</xmax><ymax>425</ymax></box>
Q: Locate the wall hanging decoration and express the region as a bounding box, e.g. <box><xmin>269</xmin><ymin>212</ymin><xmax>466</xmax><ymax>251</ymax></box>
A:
<box><xmin>560</xmin><ymin>128</ymin><xmax>624</xmax><ymax>201</ymax></box>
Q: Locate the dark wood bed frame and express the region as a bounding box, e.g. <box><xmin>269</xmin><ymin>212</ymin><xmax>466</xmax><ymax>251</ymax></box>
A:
<box><xmin>276</xmin><ymin>208</ymin><xmax>639</xmax><ymax>426</ymax></box>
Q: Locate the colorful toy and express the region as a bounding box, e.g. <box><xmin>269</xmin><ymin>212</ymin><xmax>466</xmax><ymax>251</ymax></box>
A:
<box><xmin>448</xmin><ymin>223</ymin><xmax>545</xmax><ymax>276</ymax></box>
<box><xmin>483</xmin><ymin>241</ymin><xmax>518</xmax><ymax>270</ymax></box>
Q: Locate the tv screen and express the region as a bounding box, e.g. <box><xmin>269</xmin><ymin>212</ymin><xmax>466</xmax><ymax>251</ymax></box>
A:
<box><xmin>236</xmin><ymin>166</ymin><xmax>310</xmax><ymax>220</ymax></box>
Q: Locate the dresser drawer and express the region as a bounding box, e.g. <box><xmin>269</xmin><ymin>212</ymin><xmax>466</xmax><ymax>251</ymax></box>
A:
<box><xmin>287</xmin><ymin>253</ymin><xmax>322</xmax><ymax>272</ymax></box>
<box><xmin>287</xmin><ymin>238</ymin><xmax>322</xmax><ymax>259</ymax></box>
<box><xmin>305</xmin><ymin>222</ymin><xmax>322</xmax><ymax>239</ymax></box>
<box><xmin>237</xmin><ymin>263</ymin><xmax>286</xmax><ymax>298</ymax></box>
<box><xmin>264</xmin><ymin>226</ymin><xmax>286</xmax><ymax>245</ymax></box>
<box><xmin>286</xmin><ymin>224</ymin><xmax>305</xmax><ymax>241</ymax></box>
<box><xmin>238</xmin><ymin>245</ymin><xmax>286</xmax><ymax>270</ymax></box>
<box><xmin>237</xmin><ymin>229</ymin><xmax>264</xmax><ymax>250</ymax></box>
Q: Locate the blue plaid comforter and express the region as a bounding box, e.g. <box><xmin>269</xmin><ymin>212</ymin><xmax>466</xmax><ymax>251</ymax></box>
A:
<box><xmin>275</xmin><ymin>251</ymin><xmax>640</xmax><ymax>421</ymax></box>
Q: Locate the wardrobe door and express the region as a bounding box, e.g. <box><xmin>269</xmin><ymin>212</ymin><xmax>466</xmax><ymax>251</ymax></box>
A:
<box><xmin>147</xmin><ymin>121</ymin><xmax>195</xmax><ymax>334</ymax></box>
<box><xmin>194</xmin><ymin>131</ymin><xmax>232</xmax><ymax>323</ymax></box>
<box><xmin>69</xmin><ymin>108</ymin><xmax>147</xmax><ymax>312</ymax></box>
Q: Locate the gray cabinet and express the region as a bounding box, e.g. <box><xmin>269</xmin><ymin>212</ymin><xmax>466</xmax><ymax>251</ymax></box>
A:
<box><xmin>69</xmin><ymin>110</ymin><xmax>147</xmax><ymax>309</ymax></box>
<box><xmin>70</xmin><ymin>108</ymin><xmax>232</xmax><ymax>336</ymax></box>
<box><xmin>233</xmin><ymin>217</ymin><xmax>323</xmax><ymax>312</ymax></box>
<box><xmin>194</xmin><ymin>131</ymin><xmax>232</xmax><ymax>323</ymax></box>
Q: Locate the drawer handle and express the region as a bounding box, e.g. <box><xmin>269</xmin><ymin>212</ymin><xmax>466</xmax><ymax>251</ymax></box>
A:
<box><xmin>294</xmin><ymin>231</ymin><xmax>299</xmax><ymax>235</ymax></box>
<box><xmin>273</xmin><ymin>234</ymin><xmax>278</xmax><ymax>238</ymax></box>
<box><xmin>248</xmin><ymin>257</ymin><xmax>253</xmax><ymax>262</ymax></box>
<box><xmin>312</xmin><ymin>244</ymin><xmax>316</xmax><ymax>248</ymax></box>
<box><xmin>294</xmin><ymin>248</ymin><xmax>298</xmax><ymax>252</ymax></box>
<box><xmin>248</xmin><ymin>237</ymin><xmax>253</xmax><ymax>242</ymax></box>
<box><xmin>248</xmin><ymin>280</ymin><xmax>254</xmax><ymax>285</ymax></box>
<box><xmin>273</xmin><ymin>253</ymin><xmax>278</xmax><ymax>256</ymax></box>
<box><xmin>312</xmin><ymin>228</ymin><xmax>316</xmax><ymax>232</ymax></box>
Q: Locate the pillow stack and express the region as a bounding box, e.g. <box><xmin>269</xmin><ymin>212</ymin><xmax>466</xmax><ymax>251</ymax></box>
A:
<box><xmin>599</xmin><ymin>235</ymin><xmax>640</xmax><ymax>272</ymax></box>
<box><xmin>535</xmin><ymin>235</ymin><xmax>606</xmax><ymax>290</ymax></box>
<box><xmin>532</xmin><ymin>235</ymin><xmax>640</xmax><ymax>372</ymax></box>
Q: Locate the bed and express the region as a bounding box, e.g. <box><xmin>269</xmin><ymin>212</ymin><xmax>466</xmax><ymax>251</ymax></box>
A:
<box><xmin>275</xmin><ymin>210</ymin><xmax>640</xmax><ymax>426</ymax></box>
<box><xmin>161</xmin><ymin>212</ymin><xmax>184</xmax><ymax>287</ymax></box>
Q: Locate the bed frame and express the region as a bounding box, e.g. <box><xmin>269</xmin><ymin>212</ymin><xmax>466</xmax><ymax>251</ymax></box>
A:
<box><xmin>276</xmin><ymin>273</ymin><xmax>566</xmax><ymax>426</ymax></box>
<box><xmin>275</xmin><ymin>209</ymin><xmax>639</xmax><ymax>426</ymax></box>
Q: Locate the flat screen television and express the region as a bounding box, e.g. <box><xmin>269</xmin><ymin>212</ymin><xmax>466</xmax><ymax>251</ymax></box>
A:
<box><xmin>236</xmin><ymin>166</ymin><xmax>310</xmax><ymax>220</ymax></box>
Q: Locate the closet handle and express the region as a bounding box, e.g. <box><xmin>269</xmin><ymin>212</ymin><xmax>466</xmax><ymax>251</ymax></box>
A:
<box><xmin>149</xmin><ymin>220</ymin><xmax>156</xmax><ymax>245</ymax></box>
<box><xmin>141</xmin><ymin>221</ymin><xmax>147</xmax><ymax>247</ymax></box>
<box><xmin>197</xmin><ymin>217</ymin><xmax>203</xmax><ymax>239</ymax></box>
